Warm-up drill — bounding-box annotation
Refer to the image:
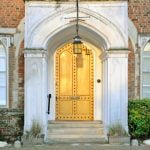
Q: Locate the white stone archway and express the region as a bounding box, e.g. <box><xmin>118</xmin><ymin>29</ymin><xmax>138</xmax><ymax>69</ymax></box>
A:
<box><xmin>24</xmin><ymin>1</ymin><xmax>129</xmax><ymax>137</ymax></box>
<box><xmin>25</xmin><ymin>2</ymin><xmax>128</xmax><ymax>50</ymax></box>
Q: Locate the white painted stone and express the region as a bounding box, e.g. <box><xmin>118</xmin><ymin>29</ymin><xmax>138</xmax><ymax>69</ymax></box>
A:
<box><xmin>131</xmin><ymin>139</ymin><xmax>139</xmax><ymax>146</ymax></box>
<box><xmin>0</xmin><ymin>141</ymin><xmax>7</xmax><ymax>147</ymax></box>
<box><xmin>14</xmin><ymin>140</ymin><xmax>21</xmax><ymax>148</ymax></box>
<box><xmin>25</xmin><ymin>1</ymin><xmax>128</xmax><ymax>50</ymax></box>
<box><xmin>143</xmin><ymin>139</ymin><xmax>150</xmax><ymax>145</ymax></box>
<box><xmin>7</xmin><ymin>144</ymin><xmax>13</xmax><ymax>147</ymax></box>
<box><xmin>0</xmin><ymin>28</ymin><xmax>16</xmax><ymax>34</ymax></box>
<box><xmin>24</xmin><ymin>50</ymin><xmax>48</xmax><ymax>135</ymax></box>
<box><xmin>24</xmin><ymin>1</ymin><xmax>129</xmax><ymax>140</ymax></box>
<box><xmin>102</xmin><ymin>50</ymin><xmax>129</xmax><ymax>131</ymax></box>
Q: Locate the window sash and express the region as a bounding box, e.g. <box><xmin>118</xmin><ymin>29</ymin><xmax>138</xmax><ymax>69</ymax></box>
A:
<box><xmin>0</xmin><ymin>44</ymin><xmax>7</xmax><ymax>107</ymax></box>
<box><xmin>142</xmin><ymin>42</ymin><xmax>150</xmax><ymax>98</ymax></box>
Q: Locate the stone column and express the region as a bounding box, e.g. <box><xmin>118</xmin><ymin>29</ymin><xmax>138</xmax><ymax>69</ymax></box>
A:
<box><xmin>24</xmin><ymin>49</ymin><xmax>48</xmax><ymax>136</ymax></box>
<box><xmin>102</xmin><ymin>50</ymin><xmax>129</xmax><ymax>132</ymax></box>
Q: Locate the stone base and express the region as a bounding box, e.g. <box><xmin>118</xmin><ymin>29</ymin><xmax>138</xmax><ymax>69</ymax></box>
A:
<box><xmin>47</xmin><ymin>121</ymin><xmax>106</xmax><ymax>144</ymax></box>
<box><xmin>108</xmin><ymin>136</ymin><xmax>130</xmax><ymax>144</ymax></box>
<box><xmin>22</xmin><ymin>136</ymin><xmax>44</xmax><ymax>146</ymax></box>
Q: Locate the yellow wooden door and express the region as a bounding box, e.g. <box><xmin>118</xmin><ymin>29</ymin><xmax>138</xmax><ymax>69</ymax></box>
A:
<box><xmin>56</xmin><ymin>43</ymin><xmax>94</xmax><ymax>120</ymax></box>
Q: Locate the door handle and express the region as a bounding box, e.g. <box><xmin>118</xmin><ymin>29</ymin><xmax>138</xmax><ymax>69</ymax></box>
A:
<box><xmin>47</xmin><ymin>94</ymin><xmax>51</xmax><ymax>114</ymax></box>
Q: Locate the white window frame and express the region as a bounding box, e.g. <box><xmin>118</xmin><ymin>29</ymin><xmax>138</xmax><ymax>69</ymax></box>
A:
<box><xmin>140</xmin><ymin>36</ymin><xmax>150</xmax><ymax>98</ymax></box>
<box><xmin>0</xmin><ymin>37</ymin><xmax>10</xmax><ymax>108</ymax></box>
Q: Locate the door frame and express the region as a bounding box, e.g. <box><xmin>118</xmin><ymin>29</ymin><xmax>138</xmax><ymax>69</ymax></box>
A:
<box><xmin>47</xmin><ymin>42</ymin><xmax>103</xmax><ymax>121</ymax></box>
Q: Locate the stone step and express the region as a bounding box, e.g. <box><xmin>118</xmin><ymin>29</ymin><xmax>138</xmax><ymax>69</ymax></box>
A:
<box><xmin>46</xmin><ymin>135</ymin><xmax>106</xmax><ymax>144</ymax></box>
<box><xmin>48</xmin><ymin>128</ymin><xmax>103</xmax><ymax>135</ymax></box>
<box><xmin>47</xmin><ymin>121</ymin><xmax>105</xmax><ymax>144</ymax></box>
<box><xmin>48</xmin><ymin>121</ymin><xmax>102</xmax><ymax>124</ymax></box>
<box><xmin>48</xmin><ymin>121</ymin><xmax>103</xmax><ymax>128</ymax></box>
<box><xmin>48</xmin><ymin>134</ymin><xmax>105</xmax><ymax>138</ymax></box>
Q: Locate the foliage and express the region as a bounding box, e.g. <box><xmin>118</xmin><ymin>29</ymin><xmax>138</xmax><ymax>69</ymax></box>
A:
<box><xmin>128</xmin><ymin>99</ymin><xmax>150</xmax><ymax>140</ymax></box>
<box><xmin>108</xmin><ymin>122</ymin><xmax>128</xmax><ymax>137</ymax></box>
<box><xmin>25</xmin><ymin>120</ymin><xmax>42</xmax><ymax>139</ymax></box>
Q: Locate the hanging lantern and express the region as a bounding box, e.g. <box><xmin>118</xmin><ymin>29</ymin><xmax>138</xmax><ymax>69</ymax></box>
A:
<box><xmin>73</xmin><ymin>0</ymin><xmax>83</xmax><ymax>54</ymax></box>
<box><xmin>73</xmin><ymin>35</ymin><xmax>83</xmax><ymax>54</ymax></box>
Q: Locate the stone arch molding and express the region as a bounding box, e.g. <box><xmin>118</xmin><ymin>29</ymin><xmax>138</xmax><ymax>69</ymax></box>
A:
<box><xmin>25</xmin><ymin>6</ymin><xmax>128</xmax><ymax>50</ymax></box>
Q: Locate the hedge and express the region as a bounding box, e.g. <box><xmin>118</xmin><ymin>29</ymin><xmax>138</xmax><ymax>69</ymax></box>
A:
<box><xmin>128</xmin><ymin>99</ymin><xmax>150</xmax><ymax>140</ymax></box>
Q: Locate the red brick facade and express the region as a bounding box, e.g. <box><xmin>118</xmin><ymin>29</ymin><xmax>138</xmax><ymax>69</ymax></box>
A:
<box><xmin>128</xmin><ymin>0</ymin><xmax>150</xmax><ymax>98</ymax></box>
<box><xmin>128</xmin><ymin>0</ymin><xmax>150</xmax><ymax>33</ymax></box>
<box><xmin>128</xmin><ymin>39</ymin><xmax>135</xmax><ymax>99</ymax></box>
<box><xmin>0</xmin><ymin>0</ymin><xmax>24</xmax><ymax>28</ymax></box>
<box><xmin>18</xmin><ymin>41</ymin><xmax>24</xmax><ymax>109</ymax></box>
<box><xmin>8</xmin><ymin>45</ymin><xmax>16</xmax><ymax>108</ymax></box>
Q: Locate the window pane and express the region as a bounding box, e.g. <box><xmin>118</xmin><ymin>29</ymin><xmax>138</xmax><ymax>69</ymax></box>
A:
<box><xmin>0</xmin><ymin>87</ymin><xmax>6</xmax><ymax>105</ymax></box>
<box><xmin>0</xmin><ymin>73</ymin><xmax>6</xmax><ymax>86</ymax></box>
<box><xmin>143</xmin><ymin>86</ymin><xmax>150</xmax><ymax>98</ymax></box>
<box><xmin>0</xmin><ymin>58</ymin><xmax>6</xmax><ymax>71</ymax></box>
<box><xmin>0</xmin><ymin>44</ymin><xmax>7</xmax><ymax>106</ymax></box>
<box><xmin>143</xmin><ymin>51</ymin><xmax>150</xmax><ymax>57</ymax></box>
<box><xmin>143</xmin><ymin>73</ymin><xmax>150</xmax><ymax>85</ymax></box>
<box><xmin>143</xmin><ymin>58</ymin><xmax>150</xmax><ymax>72</ymax></box>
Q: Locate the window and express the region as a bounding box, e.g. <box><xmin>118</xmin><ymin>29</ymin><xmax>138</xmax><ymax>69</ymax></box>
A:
<box><xmin>0</xmin><ymin>43</ymin><xmax>7</xmax><ymax>106</ymax></box>
<box><xmin>142</xmin><ymin>40</ymin><xmax>150</xmax><ymax>98</ymax></box>
<box><xmin>144</xmin><ymin>41</ymin><xmax>150</xmax><ymax>51</ymax></box>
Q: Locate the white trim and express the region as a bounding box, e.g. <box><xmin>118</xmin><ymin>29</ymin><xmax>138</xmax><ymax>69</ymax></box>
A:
<box><xmin>143</xmin><ymin>56</ymin><xmax>150</xmax><ymax>58</ymax></box>
<box><xmin>26</xmin><ymin>1</ymin><xmax>127</xmax><ymax>7</ymax></box>
<box><xmin>139</xmin><ymin>35</ymin><xmax>150</xmax><ymax>98</ymax></box>
<box><xmin>0</xmin><ymin>28</ymin><xmax>16</xmax><ymax>34</ymax></box>
<box><xmin>0</xmin><ymin>37</ymin><xmax>11</xmax><ymax>108</ymax></box>
<box><xmin>143</xmin><ymin>85</ymin><xmax>150</xmax><ymax>87</ymax></box>
<box><xmin>140</xmin><ymin>38</ymin><xmax>143</xmax><ymax>98</ymax></box>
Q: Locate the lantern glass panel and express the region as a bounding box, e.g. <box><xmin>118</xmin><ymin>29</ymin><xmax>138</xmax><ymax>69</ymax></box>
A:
<box><xmin>73</xmin><ymin>42</ymin><xmax>82</xmax><ymax>54</ymax></box>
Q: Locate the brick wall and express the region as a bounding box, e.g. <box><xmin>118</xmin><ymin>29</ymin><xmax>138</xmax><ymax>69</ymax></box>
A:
<box><xmin>0</xmin><ymin>0</ymin><xmax>24</xmax><ymax>28</ymax></box>
<box><xmin>0</xmin><ymin>109</ymin><xmax>24</xmax><ymax>142</ymax></box>
<box><xmin>0</xmin><ymin>0</ymin><xmax>24</xmax><ymax>107</ymax></box>
<box><xmin>9</xmin><ymin>45</ymin><xmax>16</xmax><ymax>108</ymax></box>
<box><xmin>18</xmin><ymin>41</ymin><xmax>24</xmax><ymax>109</ymax></box>
<box><xmin>128</xmin><ymin>0</ymin><xmax>150</xmax><ymax>33</ymax></box>
<box><xmin>128</xmin><ymin>39</ymin><xmax>135</xmax><ymax>99</ymax></box>
<box><xmin>8</xmin><ymin>42</ymin><xmax>24</xmax><ymax>109</ymax></box>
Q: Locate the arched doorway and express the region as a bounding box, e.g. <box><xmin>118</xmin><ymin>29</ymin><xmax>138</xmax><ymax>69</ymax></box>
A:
<box><xmin>55</xmin><ymin>43</ymin><xmax>94</xmax><ymax>120</ymax></box>
<box><xmin>24</xmin><ymin>2</ymin><xmax>129</xmax><ymax>135</ymax></box>
<box><xmin>47</xmin><ymin>41</ymin><xmax>102</xmax><ymax>121</ymax></box>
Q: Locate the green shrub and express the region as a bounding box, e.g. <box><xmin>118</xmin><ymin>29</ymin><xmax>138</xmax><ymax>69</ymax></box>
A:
<box><xmin>128</xmin><ymin>99</ymin><xmax>150</xmax><ymax>140</ymax></box>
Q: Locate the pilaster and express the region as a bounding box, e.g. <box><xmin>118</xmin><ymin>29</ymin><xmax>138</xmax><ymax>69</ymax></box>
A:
<box><xmin>24</xmin><ymin>49</ymin><xmax>48</xmax><ymax>136</ymax></box>
<box><xmin>102</xmin><ymin>50</ymin><xmax>129</xmax><ymax>132</ymax></box>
